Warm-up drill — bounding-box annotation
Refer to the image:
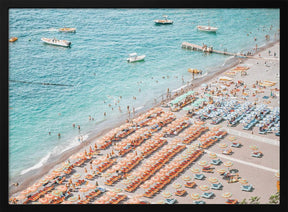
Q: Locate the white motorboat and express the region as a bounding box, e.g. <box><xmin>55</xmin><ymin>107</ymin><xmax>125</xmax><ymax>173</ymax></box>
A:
<box><xmin>197</xmin><ymin>25</ymin><xmax>218</xmax><ymax>32</ymax></box>
<box><xmin>58</xmin><ymin>28</ymin><xmax>76</xmax><ymax>33</ymax></box>
<box><xmin>127</xmin><ymin>53</ymin><xmax>145</xmax><ymax>63</ymax></box>
<box><xmin>41</xmin><ymin>37</ymin><xmax>71</xmax><ymax>47</ymax></box>
<box><xmin>154</xmin><ymin>15</ymin><xmax>173</xmax><ymax>25</ymax></box>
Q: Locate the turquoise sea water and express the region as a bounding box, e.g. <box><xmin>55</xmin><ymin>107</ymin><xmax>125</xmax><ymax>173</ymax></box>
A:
<box><xmin>9</xmin><ymin>8</ymin><xmax>279</xmax><ymax>181</ymax></box>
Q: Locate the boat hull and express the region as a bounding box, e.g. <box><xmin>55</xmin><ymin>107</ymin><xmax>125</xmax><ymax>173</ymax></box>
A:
<box><xmin>154</xmin><ymin>20</ymin><xmax>173</xmax><ymax>25</ymax></box>
<box><xmin>41</xmin><ymin>38</ymin><xmax>71</xmax><ymax>47</ymax></box>
<box><xmin>127</xmin><ymin>55</ymin><xmax>145</xmax><ymax>63</ymax></box>
<box><xmin>197</xmin><ymin>26</ymin><xmax>218</xmax><ymax>32</ymax></box>
<box><xmin>58</xmin><ymin>28</ymin><xmax>76</xmax><ymax>33</ymax></box>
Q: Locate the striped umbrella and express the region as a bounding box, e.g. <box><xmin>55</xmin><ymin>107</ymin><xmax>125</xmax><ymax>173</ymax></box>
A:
<box><xmin>191</xmin><ymin>167</ymin><xmax>201</xmax><ymax>173</ymax></box>
<box><xmin>190</xmin><ymin>193</ymin><xmax>201</xmax><ymax>200</ymax></box>
<box><xmin>112</xmin><ymin>188</ymin><xmax>123</xmax><ymax>193</ymax></box>
<box><xmin>72</xmin><ymin>173</ymin><xmax>81</xmax><ymax>179</ymax></box>
<box><xmin>208</xmin><ymin>177</ymin><xmax>219</xmax><ymax>183</ymax></box>
<box><xmin>68</xmin><ymin>196</ymin><xmax>78</xmax><ymax>202</ymax></box>
<box><xmin>199</xmin><ymin>185</ymin><xmax>210</xmax><ymax>191</ymax></box>
<box><xmin>198</xmin><ymin>160</ymin><xmax>208</xmax><ymax>167</ymax></box>
<box><xmin>38</xmin><ymin>197</ymin><xmax>50</xmax><ymax>204</ymax></box>
<box><xmin>27</xmin><ymin>185</ymin><xmax>38</xmax><ymax>193</ymax></box>
<box><xmin>162</xmin><ymin>191</ymin><xmax>172</xmax><ymax>198</ymax></box>
<box><xmin>208</xmin><ymin>152</ymin><xmax>217</xmax><ymax>159</ymax></box>
<box><xmin>21</xmin><ymin>189</ymin><xmax>31</xmax><ymax>196</ymax></box>
<box><xmin>221</xmin><ymin>192</ymin><xmax>232</xmax><ymax>198</ymax></box>
<box><xmin>217</xmin><ymin>169</ymin><xmax>226</xmax><ymax>174</ymax></box>
<box><xmin>51</xmin><ymin>190</ymin><xmax>62</xmax><ymax>197</ymax></box>
<box><xmin>219</xmin><ymin>143</ymin><xmax>228</xmax><ymax>148</ymax></box>
<box><xmin>172</xmin><ymin>182</ymin><xmax>182</xmax><ymax>189</ymax></box>
<box><xmin>45</xmin><ymin>193</ymin><xmax>55</xmax><ymax>200</ymax></box>
<box><xmin>56</xmin><ymin>185</ymin><xmax>68</xmax><ymax>192</ymax></box>
<box><xmin>223</xmin><ymin>161</ymin><xmax>233</xmax><ymax>167</ymax></box>
<box><xmin>182</xmin><ymin>175</ymin><xmax>192</xmax><ymax>181</ymax></box>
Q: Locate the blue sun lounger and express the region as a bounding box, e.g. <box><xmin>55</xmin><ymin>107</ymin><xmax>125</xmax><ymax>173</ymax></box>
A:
<box><xmin>194</xmin><ymin>174</ymin><xmax>205</xmax><ymax>180</ymax></box>
<box><xmin>210</xmin><ymin>158</ymin><xmax>222</xmax><ymax>165</ymax></box>
<box><xmin>165</xmin><ymin>198</ymin><xmax>177</xmax><ymax>204</ymax></box>
<box><xmin>211</xmin><ymin>183</ymin><xmax>223</xmax><ymax>190</ymax></box>
<box><xmin>194</xmin><ymin>200</ymin><xmax>206</xmax><ymax>204</ymax></box>
<box><xmin>241</xmin><ymin>184</ymin><xmax>253</xmax><ymax>192</ymax></box>
<box><xmin>201</xmin><ymin>192</ymin><xmax>214</xmax><ymax>199</ymax></box>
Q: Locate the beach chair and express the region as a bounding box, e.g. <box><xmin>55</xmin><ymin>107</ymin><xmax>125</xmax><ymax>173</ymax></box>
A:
<box><xmin>211</xmin><ymin>183</ymin><xmax>223</xmax><ymax>190</ymax></box>
<box><xmin>165</xmin><ymin>198</ymin><xmax>177</xmax><ymax>204</ymax></box>
<box><xmin>241</xmin><ymin>184</ymin><xmax>253</xmax><ymax>192</ymax></box>
<box><xmin>184</xmin><ymin>181</ymin><xmax>196</xmax><ymax>188</ymax></box>
<box><xmin>201</xmin><ymin>192</ymin><xmax>214</xmax><ymax>199</ymax></box>
<box><xmin>251</xmin><ymin>151</ymin><xmax>263</xmax><ymax>158</ymax></box>
<box><xmin>175</xmin><ymin>189</ymin><xmax>187</xmax><ymax>196</ymax></box>
<box><xmin>231</xmin><ymin>142</ymin><xmax>241</xmax><ymax>148</ymax></box>
<box><xmin>194</xmin><ymin>200</ymin><xmax>206</xmax><ymax>204</ymax></box>
<box><xmin>226</xmin><ymin>199</ymin><xmax>238</xmax><ymax>204</ymax></box>
<box><xmin>222</xmin><ymin>148</ymin><xmax>233</xmax><ymax>155</ymax></box>
<box><xmin>210</xmin><ymin>158</ymin><xmax>222</xmax><ymax>165</ymax></box>
<box><xmin>194</xmin><ymin>174</ymin><xmax>205</xmax><ymax>180</ymax></box>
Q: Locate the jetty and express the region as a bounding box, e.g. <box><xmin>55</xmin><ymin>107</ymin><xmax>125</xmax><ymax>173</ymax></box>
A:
<box><xmin>181</xmin><ymin>42</ymin><xmax>279</xmax><ymax>61</ymax></box>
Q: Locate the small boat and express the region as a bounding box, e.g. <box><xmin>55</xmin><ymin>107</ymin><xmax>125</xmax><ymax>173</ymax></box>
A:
<box><xmin>9</xmin><ymin>37</ymin><xmax>18</xmax><ymax>42</ymax></box>
<box><xmin>197</xmin><ymin>25</ymin><xmax>218</xmax><ymax>32</ymax></box>
<box><xmin>154</xmin><ymin>15</ymin><xmax>173</xmax><ymax>25</ymax></box>
<box><xmin>58</xmin><ymin>28</ymin><xmax>76</xmax><ymax>33</ymax></box>
<box><xmin>127</xmin><ymin>53</ymin><xmax>145</xmax><ymax>63</ymax></box>
<box><xmin>41</xmin><ymin>37</ymin><xmax>71</xmax><ymax>47</ymax></box>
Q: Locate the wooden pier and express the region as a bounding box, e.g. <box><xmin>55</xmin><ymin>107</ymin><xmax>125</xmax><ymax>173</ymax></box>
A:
<box><xmin>181</xmin><ymin>42</ymin><xmax>279</xmax><ymax>61</ymax></box>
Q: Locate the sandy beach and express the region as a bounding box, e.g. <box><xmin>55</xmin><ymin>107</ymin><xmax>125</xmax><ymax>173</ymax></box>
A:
<box><xmin>9</xmin><ymin>40</ymin><xmax>280</xmax><ymax>205</ymax></box>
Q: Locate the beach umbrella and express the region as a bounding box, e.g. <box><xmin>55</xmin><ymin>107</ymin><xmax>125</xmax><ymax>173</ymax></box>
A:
<box><xmin>190</xmin><ymin>193</ymin><xmax>201</xmax><ymax>200</ymax></box>
<box><xmin>56</xmin><ymin>185</ymin><xmax>68</xmax><ymax>192</ymax></box>
<box><xmin>182</xmin><ymin>175</ymin><xmax>192</xmax><ymax>181</ymax></box>
<box><xmin>191</xmin><ymin>167</ymin><xmax>201</xmax><ymax>173</ymax></box>
<box><xmin>223</xmin><ymin>161</ymin><xmax>233</xmax><ymax>168</ymax></box>
<box><xmin>198</xmin><ymin>160</ymin><xmax>208</xmax><ymax>167</ymax></box>
<box><xmin>249</xmin><ymin>145</ymin><xmax>258</xmax><ymax>150</ymax></box>
<box><xmin>99</xmin><ymin>195</ymin><xmax>110</xmax><ymax>203</ymax></box>
<box><xmin>27</xmin><ymin>185</ymin><xmax>38</xmax><ymax>193</ymax></box>
<box><xmin>208</xmin><ymin>152</ymin><xmax>217</xmax><ymax>159</ymax></box>
<box><xmin>92</xmin><ymin>159</ymin><xmax>101</xmax><ymax>165</ymax></box>
<box><xmin>127</xmin><ymin>174</ymin><xmax>137</xmax><ymax>180</ymax></box>
<box><xmin>106</xmin><ymin>191</ymin><xmax>117</xmax><ymax>197</ymax></box>
<box><xmin>79</xmin><ymin>187</ymin><xmax>89</xmax><ymax>193</ymax></box>
<box><xmin>219</xmin><ymin>143</ymin><xmax>228</xmax><ymax>148</ymax></box>
<box><xmin>162</xmin><ymin>191</ymin><xmax>172</xmax><ymax>198</ymax></box>
<box><xmin>86</xmin><ymin>183</ymin><xmax>97</xmax><ymax>190</ymax></box>
<box><xmin>68</xmin><ymin>196</ymin><xmax>78</xmax><ymax>202</ymax></box>
<box><xmin>216</xmin><ymin>169</ymin><xmax>226</xmax><ymax>175</ymax></box>
<box><xmin>208</xmin><ymin>177</ymin><xmax>219</xmax><ymax>183</ymax></box>
<box><xmin>39</xmin><ymin>179</ymin><xmax>49</xmax><ymax>185</ymax></box>
<box><xmin>151</xmin><ymin>176</ymin><xmax>161</xmax><ymax>182</ymax></box>
<box><xmin>51</xmin><ymin>190</ymin><xmax>62</xmax><ymax>197</ymax></box>
<box><xmin>112</xmin><ymin>188</ymin><xmax>123</xmax><ymax>193</ymax></box>
<box><xmin>172</xmin><ymin>182</ymin><xmax>182</xmax><ymax>189</ymax></box>
<box><xmin>221</xmin><ymin>192</ymin><xmax>232</xmax><ymax>198</ymax></box>
<box><xmin>199</xmin><ymin>185</ymin><xmax>210</xmax><ymax>191</ymax></box>
<box><xmin>15</xmin><ymin>194</ymin><xmax>26</xmax><ymax>201</ymax></box>
<box><xmin>44</xmin><ymin>174</ymin><xmax>55</xmax><ymax>180</ymax></box>
<box><xmin>228</xmin><ymin>136</ymin><xmax>237</xmax><ymax>141</ymax></box>
<box><xmin>33</xmin><ymin>182</ymin><xmax>42</xmax><ymax>188</ymax></box>
<box><xmin>45</xmin><ymin>193</ymin><xmax>55</xmax><ymax>200</ymax></box>
<box><xmin>38</xmin><ymin>197</ymin><xmax>50</xmax><ymax>204</ymax></box>
<box><xmin>121</xmin><ymin>179</ymin><xmax>131</xmax><ymax>185</ymax></box>
<box><xmin>21</xmin><ymin>189</ymin><xmax>31</xmax><ymax>196</ymax></box>
<box><xmin>239</xmin><ymin>178</ymin><xmax>248</xmax><ymax>184</ymax></box>
<box><xmin>72</xmin><ymin>173</ymin><xmax>81</xmax><ymax>179</ymax></box>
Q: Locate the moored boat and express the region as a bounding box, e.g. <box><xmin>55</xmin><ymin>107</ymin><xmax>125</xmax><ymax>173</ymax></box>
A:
<box><xmin>9</xmin><ymin>37</ymin><xmax>18</xmax><ymax>42</ymax></box>
<box><xmin>41</xmin><ymin>37</ymin><xmax>71</xmax><ymax>47</ymax></box>
<box><xmin>154</xmin><ymin>15</ymin><xmax>173</xmax><ymax>25</ymax></box>
<box><xmin>127</xmin><ymin>53</ymin><xmax>145</xmax><ymax>63</ymax></box>
<box><xmin>197</xmin><ymin>25</ymin><xmax>218</xmax><ymax>32</ymax></box>
<box><xmin>58</xmin><ymin>28</ymin><xmax>76</xmax><ymax>33</ymax></box>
